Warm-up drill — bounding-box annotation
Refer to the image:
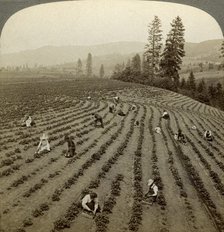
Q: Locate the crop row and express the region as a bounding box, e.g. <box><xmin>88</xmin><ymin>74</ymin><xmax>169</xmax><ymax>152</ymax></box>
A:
<box><xmin>3</xmin><ymin>106</ymin><xmax>115</xmax><ymax>190</ymax></box>
<box><xmin>20</xmin><ymin>114</ymin><xmax>118</xmax><ymax>199</ymax></box>
<box><xmin>0</xmin><ymin>101</ymin><xmax>92</xmax><ymax>154</ymax></box>
<box><xmin>13</xmin><ymin>105</ymin><xmax>133</xmax><ymax>231</ymax></box>
<box><xmin>52</xmin><ymin>106</ymin><xmax>139</xmax><ymax>231</ymax></box>
<box><xmin>0</xmin><ymin>102</ymin><xmax>108</xmax><ymax>174</ymax></box>
<box><xmin>128</xmin><ymin>105</ymin><xmax>146</xmax><ymax>231</ymax></box>
<box><xmin>166</xmin><ymin>113</ymin><xmax>224</xmax><ymax>232</ymax></box>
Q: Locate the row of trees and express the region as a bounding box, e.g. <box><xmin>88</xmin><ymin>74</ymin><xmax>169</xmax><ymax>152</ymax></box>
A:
<box><xmin>75</xmin><ymin>53</ymin><xmax>105</xmax><ymax>78</ymax></box>
<box><xmin>112</xmin><ymin>16</ymin><xmax>185</xmax><ymax>91</ymax></box>
<box><xmin>112</xmin><ymin>15</ymin><xmax>224</xmax><ymax>110</ymax></box>
<box><xmin>180</xmin><ymin>71</ymin><xmax>224</xmax><ymax>109</ymax></box>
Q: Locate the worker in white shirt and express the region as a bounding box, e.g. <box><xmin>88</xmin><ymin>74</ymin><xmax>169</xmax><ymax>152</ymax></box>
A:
<box><xmin>144</xmin><ymin>179</ymin><xmax>159</xmax><ymax>204</ymax></box>
<box><xmin>35</xmin><ymin>133</ymin><xmax>50</xmax><ymax>154</ymax></box>
<box><xmin>204</xmin><ymin>130</ymin><xmax>213</xmax><ymax>142</ymax></box>
<box><xmin>155</xmin><ymin>126</ymin><xmax>161</xmax><ymax>134</ymax></box>
<box><xmin>81</xmin><ymin>192</ymin><xmax>100</xmax><ymax>215</ymax></box>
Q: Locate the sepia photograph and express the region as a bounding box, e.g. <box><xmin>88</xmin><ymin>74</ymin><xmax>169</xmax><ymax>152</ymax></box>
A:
<box><xmin>0</xmin><ymin>0</ymin><xmax>224</xmax><ymax>231</ymax></box>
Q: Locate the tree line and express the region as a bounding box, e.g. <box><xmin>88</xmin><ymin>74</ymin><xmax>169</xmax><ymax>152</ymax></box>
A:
<box><xmin>112</xmin><ymin>16</ymin><xmax>224</xmax><ymax>110</ymax></box>
<box><xmin>75</xmin><ymin>53</ymin><xmax>105</xmax><ymax>78</ymax></box>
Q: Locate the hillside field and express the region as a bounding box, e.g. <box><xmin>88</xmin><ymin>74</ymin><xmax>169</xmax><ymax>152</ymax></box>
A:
<box><xmin>0</xmin><ymin>77</ymin><xmax>224</xmax><ymax>232</ymax></box>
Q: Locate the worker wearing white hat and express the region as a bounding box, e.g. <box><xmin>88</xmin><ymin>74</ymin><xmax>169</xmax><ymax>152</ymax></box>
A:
<box><xmin>162</xmin><ymin>110</ymin><xmax>170</xmax><ymax>120</ymax></box>
<box><xmin>144</xmin><ymin>179</ymin><xmax>159</xmax><ymax>204</ymax></box>
<box><xmin>35</xmin><ymin>133</ymin><xmax>51</xmax><ymax>154</ymax></box>
<box><xmin>113</xmin><ymin>96</ymin><xmax>120</xmax><ymax>105</ymax></box>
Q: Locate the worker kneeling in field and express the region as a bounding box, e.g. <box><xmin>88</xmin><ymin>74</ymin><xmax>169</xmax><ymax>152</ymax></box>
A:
<box><xmin>144</xmin><ymin>179</ymin><xmax>158</xmax><ymax>205</ymax></box>
<box><xmin>174</xmin><ymin>129</ymin><xmax>187</xmax><ymax>145</ymax></box>
<box><xmin>22</xmin><ymin>115</ymin><xmax>35</xmax><ymax>127</ymax></box>
<box><xmin>204</xmin><ymin>130</ymin><xmax>213</xmax><ymax>142</ymax></box>
<box><xmin>162</xmin><ymin>110</ymin><xmax>170</xmax><ymax>120</ymax></box>
<box><xmin>81</xmin><ymin>192</ymin><xmax>101</xmax><ymax>216</ymax></box>
<box><xmin>113</xmin><ymin>96</ymin><xmax>120</xmax><ymax>105</ymax></box>
<box><xmin>155</xmin><ymin>126</ymin><xmax>161</xmax><ymax>134</ymax></box>
<box><xmin>109</xmin><ymin>103</ymin><xmax>116</xmax><ymax>113</ymax></box>
<box><xmin>35</xmin><ymin>133</ymin><xmax>50</xmax><ymax>154</ymax></box>
<box><xmin>131</xmin><ymin>104</ymin><xmax>137</xmax><ymax>112</ymax></box>
<box><xmin>135</xmin><ymin>120</ymin><xmax>139</xmax><ymax>126</ymax></box>
<box><xmin>64</xmin><ymin>135</ymin><xmax>76</xmax><ymax>158</ymax></box>
<box><xmin>93</xmin><ymin>113</ymin><xmax>104</xmax><ymax>128</ymax></box>
<box><xmin>117</xmin><ymin>109</ymin><xmax>126</xmax><ymax>116</ymax></box>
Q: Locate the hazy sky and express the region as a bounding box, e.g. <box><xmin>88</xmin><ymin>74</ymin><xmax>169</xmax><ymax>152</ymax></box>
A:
<box><xmin>0</xmin><ymin>0</ymin><xmax>223</xmax><ymax>54</ymax></box>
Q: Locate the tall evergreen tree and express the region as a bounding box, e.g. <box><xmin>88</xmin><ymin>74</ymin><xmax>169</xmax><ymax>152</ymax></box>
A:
<box><xmin>126</xmin><ymin>59</ymin><xmax>131</xmax><ymax>69</ymax></box>
<box><xmin>76</xmin><ymin>58</ymin><xmax>83</xmax><ymax>77</ymax></box>
<box><xmin>220</xmin><ymin>40</ymin><xmax>224</xmax><ymax>68</ymax></box>
<box><xmin>142</xmin><ymin>54</ymin><xmax>148</xmax><ymax>75</ymax></box>
<box><xmin>187</xmin><ymin>71</ymin><xmax>196</xmax><ymax>90</ymax></box>
<box><xmin>111</xmin><ymin>64</ymin><xmax>123</xmax><ymax>79</ymax></box>
<box><xmin>216</xmin><ymin>82</ymin><xmax>222</xmax><ymax>96</ymax></box>
<box><xmin>99</xmin><ymin>64</ymin><xmax>105</xmax><ymax>78</ymax></box>
<box><xmin>160</xmin><ymin>16</ymin><xmax>185</xmax><ymax>88</ymax></box>
<box><xmin>86</xmin><ymin>53</ymin><xmax>92</xmax><ymax>77</ymax></box>
<box><xmin>197</xmin><ymin>79</ymin><xmax>206</xmax><ymax>93</ymax></box>
<box><xmin>221</xmin><ymin>40</ymin><xmax>224</xmax><ymax>58</ymax></box>
<box><xmin>180</xmin><ymin>78</ymin><xmax>186</xmax><ymax>89</ymax></box>
<box><xmin>208</xmin><ymin>84</ymin><xmax>216</xmax><ymax>99</ymax></box>
<box><xmin>144</xmin><ymin>16</ymin><xmax>163</xmax><ymax>79</ymax></box>
<box><xmin>131</xmin><ymin>54</ymin><xmax>141</xmax><ymax>75</ymax></box>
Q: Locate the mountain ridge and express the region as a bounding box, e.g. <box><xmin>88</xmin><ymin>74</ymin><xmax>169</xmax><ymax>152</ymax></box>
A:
<box><xmin>1</xmin><ymin>39</ymin><xmax>223</xmax><ymax>72</ymax></box>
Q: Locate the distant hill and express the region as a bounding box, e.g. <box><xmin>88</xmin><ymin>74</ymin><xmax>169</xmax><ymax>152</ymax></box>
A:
<box><xmin>1</xmin><ymin>39</ymin><xmax>223</xmax><ymax>75</ymax></box>
<box><xmin>0</xmin><ymin>41</ymin><xmax>145</xmax><ymax>67</ymax></box>
<box><xmin>183</xmin><ymin>39</ymin><xmax>223</xmax><ymax>64</ymax></box>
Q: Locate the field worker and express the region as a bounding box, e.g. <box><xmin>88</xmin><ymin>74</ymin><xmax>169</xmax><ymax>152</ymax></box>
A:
<box><xmin>81</xmin><ymin>192</ymin><xmax>101</xmax><ymax>215</ymax></box>
<box><xmin>87</xmin><ymin>96</ymin><xmax>91</xmax><ymax>100</ymax></box>
<box><xmin>21</xmin><ymin>115</ymin><xmax>28</xmax><ymax>127</ymax></box>
<box><xmin>155</xmin><ymin>126</ymin><xmax>161</xmax><ymax>134</ymax></box>
<box><xmin>191</xmin><ymin>125</ymin><xmax>197</xmax><ymax>130</ymax></box>
<box><xmin>204</xmin><ymin>130</ymin><xmax>213</xmax><ymax>142</ymax></box>
<box><xmin>22</xmin><ymin>115</ymin><xmax>34</xmax><ymax>127</ymax></box>
<box><xmin>117</xmin><ymin>109</ymin><xmax>126</xmax><ymax>116</ymax></box>
<box><xmin>64</xmin><ymin>135</ymin><xmax>76</xmax><ymax>158</ymax></box>
<box><xmin>162</xmin><ymin>110</ymin><xmax>170</xmax><ymax>120</ymax></box>
<box><xmin>174</xmin><ymin>133</ymin><xmax>178</xmax><ymax>141</ymax></box>
<box><xmin>144</xmin><ymin>179</ymin><xmax>158</xmax><ymax>204</ymax></box>
<box><xmin>177</xmin><ymin>129</ymin><xmax>183</xmax><ymax>141</ymax></box>
<box><xmin>135</xmin><ymin>120</ymin><xmax>139</xmax><ymax>126</ymax></box>
<box><xmin>113</xmin><ymin>96</ymin><xmax>120</xmax><ymax>105</ymax></box>
<box><xmin>92</xmin><ymin>113</ymin><xmax>104</xmax><ymax>128</ymax></box>
<box><xmin>109</xmin><ymin>103</ymin><xmax>116</xmax><ymax>113</ymax></box>
<box><xmin>131</xmin><ymin>104</ymin><xmax>137</xmax><ymax>111</ymax></box>
<box><xmin>35</xmin><ymin>133</ymin><xmax>50</xmax><ymax>154</ymax></box>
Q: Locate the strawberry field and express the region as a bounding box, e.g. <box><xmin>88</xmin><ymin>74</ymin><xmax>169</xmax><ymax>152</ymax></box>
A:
<box><xmin>0</xmin><ymin>77</ymin><xmax>224</xmax><ymax>232</ymax></box>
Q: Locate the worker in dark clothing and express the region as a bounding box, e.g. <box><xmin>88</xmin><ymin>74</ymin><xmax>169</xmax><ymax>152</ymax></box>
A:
<box><xmin>177</xmin><ymin>129</ymin><xmax>183</xmax><ymax>140</ymax></box>
<box><xmin>162</xmin><ymin>110</ymin><xmax>170</xmax><ymax>120</ymax></box>
<box><xmin>117</xmin><ymin>109</ymin><xmax>126</xmax><ymax>116</ymax></box>
<box><xmin>109</xmin><ymin>103</ymin><xmax>116</xmax><ymax>113</ymax></box>
<box><xmin>204</xmin><ymin>130</ymin><xmax>213</xmax><ymax>142</ymax></box>
<box><xmin>64</xmin><ymin>135</ymin><xmax>76</xmax><ymax>158</ymax></box>
<box><xmin>92</xmin><ymin>113</ymin><xmax>104</xmax><ymax>128</ymax></box>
